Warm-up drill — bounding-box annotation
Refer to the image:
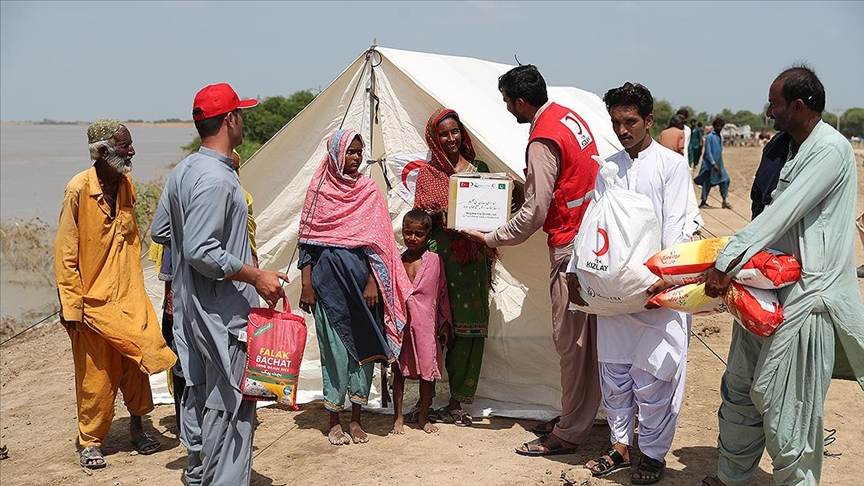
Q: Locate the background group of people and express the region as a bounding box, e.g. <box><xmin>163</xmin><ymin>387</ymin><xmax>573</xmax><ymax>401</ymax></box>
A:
<box><xmin>55</xmin><ymin>62</ymin><xmax>862</xmax><ymax>486</ymax></box>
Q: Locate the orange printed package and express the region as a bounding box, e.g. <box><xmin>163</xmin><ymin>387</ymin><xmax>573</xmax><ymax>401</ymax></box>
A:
<box><xmin>646</xmin><ymin>238</ymin><xmax>801</xmax><ymax>289</ymax></box>
<box><xmin>241</xmin><ymin>300</ymin><xmax>307</xmax><ymax>409</ymax></box>
<box><xmin>647</xmin><ymin>282</ymin><xmax>727</xmax><ymax>316</ymax></box>
<box><xmin>644</xmin><ymin>238</ymin><xmax>730</xmax><ymax>285</ymax></box>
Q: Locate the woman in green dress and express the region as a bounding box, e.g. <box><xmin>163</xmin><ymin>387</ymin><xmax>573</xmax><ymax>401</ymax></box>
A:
<box><xmin>413</xmin><ymin>108</ymin><xmax>496</xmax><ymax>426</ymax></box>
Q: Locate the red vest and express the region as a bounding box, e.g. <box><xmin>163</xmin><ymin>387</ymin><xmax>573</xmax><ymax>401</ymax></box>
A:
<box><xmin>528</xmin><ymin>102</ymin><xmax>600</xmax><ymax>247</ymax></box>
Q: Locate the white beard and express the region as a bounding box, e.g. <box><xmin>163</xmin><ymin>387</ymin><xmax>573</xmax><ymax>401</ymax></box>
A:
<box><xmin>105</xmin><ymin>147</ymin><xmax>132</xmax><ymax>174</ymax></box>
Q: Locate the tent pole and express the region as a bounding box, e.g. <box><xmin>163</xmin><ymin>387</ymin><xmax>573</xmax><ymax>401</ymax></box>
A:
<box><xmin>366</xmin><ymin>43</ymin><xmax>391</xmax><ymax>408</ymax></box>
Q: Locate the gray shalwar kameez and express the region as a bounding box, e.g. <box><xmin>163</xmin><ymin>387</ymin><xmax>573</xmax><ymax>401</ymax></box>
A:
<box><xmin>152</xmin><ymin>147</ymin><xmax>259</xmax><ymax>486</ymax></box>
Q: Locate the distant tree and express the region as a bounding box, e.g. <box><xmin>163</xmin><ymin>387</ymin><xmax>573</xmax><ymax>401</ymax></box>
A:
<box><xmin>651</xmin><ymin>99</ymin><xmax>675</xmax><ymax>139</ymax></box>
<box><xmin>838</xmin><ymin>107</ymin><xmax>864</xmax><ymax>138</ymax></box>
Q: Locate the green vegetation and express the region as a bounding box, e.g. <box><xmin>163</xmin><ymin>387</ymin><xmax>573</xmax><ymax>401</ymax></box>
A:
<box><xmin>650</xmin><ymin>100</ymin><xmax>775</xmax><ymax>138</ymax></box>
<box><xmin>0</xmin><ymin>217</ymin><xmax>55</xmax><ymax>285</ymax></box>
<box><xmin>134</xmin><ymin>177</ymin><xmax>166</xmax><ymax>245</ymax></box>
<box><xmin>822</xmin><ymin>107</ymin><xmax>864</xmax><ymax>138</ymax></box>
<box><xmin>655</xmin><ymin>101</ymin><xmax>864</xmax><ymax>139</ymax></box>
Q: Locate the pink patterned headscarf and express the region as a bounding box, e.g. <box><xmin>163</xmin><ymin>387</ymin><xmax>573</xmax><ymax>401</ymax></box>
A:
<box><xmin>299</xmin><ymin>129</ymin><xmax>410</xmax><ymax>361</ymax></box>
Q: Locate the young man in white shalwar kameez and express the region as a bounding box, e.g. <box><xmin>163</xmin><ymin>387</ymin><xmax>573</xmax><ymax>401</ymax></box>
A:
<box><xmin>567</xmin><ymin>82</ymin><xmax>692</xmax><ymax>484</ymax></box>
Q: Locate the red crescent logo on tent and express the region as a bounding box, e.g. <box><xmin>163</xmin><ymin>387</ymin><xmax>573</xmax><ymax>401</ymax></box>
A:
<box><xmin>593</xmin><ymin>228</ymin><xmax>609</xmax><ymax>257</ymax></box>
<box><xmin>401</xmin><ymin>160</ymin><xmax>424</xmax><ymax>187</ymax></box>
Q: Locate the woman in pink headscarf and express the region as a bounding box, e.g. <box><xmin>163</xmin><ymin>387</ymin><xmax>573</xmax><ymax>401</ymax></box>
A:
<box><xmin>297</xmin><ymin>129</ymin><xmax>411</xmax><ymax>445</ymax></box>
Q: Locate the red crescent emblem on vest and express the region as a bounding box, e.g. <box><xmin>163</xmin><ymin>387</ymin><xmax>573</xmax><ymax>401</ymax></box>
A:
<box><xmin>401</xmin><ymin>160</ymin><xmax>424</xmax><ymax>187</ymax></box>
<box><xmin>563</xmin><ymin>114</ymin><xmax>583</xmax><ymax>134</ymax></box>
<box><xmin>593</xmin><ymin>228</ymin><xmax>609</xmax><ymax>257</ymax></box>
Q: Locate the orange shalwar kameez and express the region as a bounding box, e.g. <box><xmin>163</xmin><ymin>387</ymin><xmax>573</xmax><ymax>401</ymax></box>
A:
<box><xmin>55</xmin><ymin>166</ymin><xmax>176</xmax><ymax>447</ymax></box>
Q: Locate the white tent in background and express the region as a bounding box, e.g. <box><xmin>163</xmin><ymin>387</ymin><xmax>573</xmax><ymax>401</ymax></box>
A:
<box><xmin>147</xmin><ymin>46</ymin><xmax>623</xmax><ymax>419</ymax></box>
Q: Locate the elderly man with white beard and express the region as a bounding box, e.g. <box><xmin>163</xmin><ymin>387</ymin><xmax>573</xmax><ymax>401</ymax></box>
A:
<box><xmin>54</xmin><ymin>119</ymin><xmax>176</xmax><ymax>470</ymax></box>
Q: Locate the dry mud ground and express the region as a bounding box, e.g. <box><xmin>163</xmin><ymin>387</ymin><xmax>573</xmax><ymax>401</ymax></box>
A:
<box><xmin>1</xmin><ymin>145</ymin><xmax>863</xmax><ymax>485</ymax></box>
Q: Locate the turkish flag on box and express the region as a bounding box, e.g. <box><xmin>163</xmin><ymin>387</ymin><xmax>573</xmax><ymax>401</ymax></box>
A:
<box><xmin>241</xmin><ymin>300</ymin><xmax>307</xmax><ymax>409</ymax></box>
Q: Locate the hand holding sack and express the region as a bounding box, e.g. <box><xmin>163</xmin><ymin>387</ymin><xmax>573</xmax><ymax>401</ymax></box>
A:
<box><xmin>647</xmin><ymin>281</ymin><xmax>783</xmax><ymax>337</ymax></box>
<box><xmin>569</xmin><ymin>159</ymin><xmax>661</xmax><ymax>316</ymax></box>
<box><xmin>241</xmin><ymin>300</ymin><xmax>307</xmax><ymax>408</ymax></box>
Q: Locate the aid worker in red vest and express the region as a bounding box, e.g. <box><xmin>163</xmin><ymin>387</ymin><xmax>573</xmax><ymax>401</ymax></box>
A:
<box><xmin>462</xmin><ymin>65</ymin><xmax>601</xmax><ymax>456</ymax></box>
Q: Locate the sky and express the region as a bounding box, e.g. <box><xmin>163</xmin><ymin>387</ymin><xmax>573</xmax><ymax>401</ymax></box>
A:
<box><xmin>2</xmin><ymin>1</ymin><xmax>863</xmax><ymax>122</ymax></box>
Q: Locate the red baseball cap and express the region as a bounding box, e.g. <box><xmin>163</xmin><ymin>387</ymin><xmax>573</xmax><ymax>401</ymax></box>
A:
<box><xmin>192</xmin><ymin>83</ymin><xmax>258</xmax><ymax>121</ymax></box>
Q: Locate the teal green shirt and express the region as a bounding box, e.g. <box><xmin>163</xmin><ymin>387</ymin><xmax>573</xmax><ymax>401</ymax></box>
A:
<box><xmin>715</xmin><ymin>121</ymin><xmax>864</xmax><ymax>389</ymax></box>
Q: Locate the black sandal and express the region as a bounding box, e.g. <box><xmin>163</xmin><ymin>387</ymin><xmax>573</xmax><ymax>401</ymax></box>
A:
<box><xmin>586</xmin><ymin>447</ymin><xmax>631</xmax><ymax>477</ymax></box>
<box><xmin>530</xmin><ymin>415</ymin><xmax>561</xmax><ymax>435</ymax></box>
<box><xmin>631</xmin><ymin>455</ymin><xmax>665</xmax><ymax>484</ymax></box>
<box><xmin>404</xmin><ymin>407</ymin><xmax>434</xmax><ymax>424</ymax></box>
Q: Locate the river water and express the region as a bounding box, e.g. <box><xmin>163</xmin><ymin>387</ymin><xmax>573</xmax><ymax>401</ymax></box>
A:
<box><xmin>0</xmin><ymin>123</ymin><xmax>195</xmax><ymax>324</ymax></box>
<box><xmin>0</xmin><ymin>123</ymin><xmax>196</xmax><ymax>222</ymax></box>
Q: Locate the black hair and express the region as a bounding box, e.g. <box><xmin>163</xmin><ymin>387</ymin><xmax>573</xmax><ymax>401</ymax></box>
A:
<box><xmin>669</xmin><ymin>114</ymin><xmax>685</xmax><ymax>128</ymax></box>
<box><xmin>194</xmin><ymin>111</ymin><xmax>229</xmax><ymax>139</ymax></box>
<box><xmin>776</xmin><ymin>63</ymin><xmax>826</xmax><ymax>113</ymax></box>
<box><xmin>497</xmin><ymin>65</ymin><xmax>549</xmax><ymax>107</ymax></box>
<box><xmin>602</xmin><ymin>82</ymin><xmax>654</xmax><ymax>119</ymax></box>
<box><xmin>403</xmin><ymin>209</ymin><xmax>432</xmax><ymax>230</ymax></box>
<box><xmin>713</xmin><ymin>117</ymin><xmax>726</xmax><ymax>129</ymax></box>
<box><xmin>676</xmin><ymin>108</ymin><xmax>690</xmax><ymax>118</ymax></box>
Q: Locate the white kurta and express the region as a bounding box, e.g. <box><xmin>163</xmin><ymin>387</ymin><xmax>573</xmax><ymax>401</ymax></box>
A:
<box><xmin>592</xmin><ymin>141</ymin><xmax>691</xmax><ymax>382</ymax></box>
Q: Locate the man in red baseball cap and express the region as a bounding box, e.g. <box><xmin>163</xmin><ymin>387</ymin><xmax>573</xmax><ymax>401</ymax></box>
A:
<box><xmin>192</xmin><ymin>83</ymin><xmax>259</xmax><ymax>121</ymax></box>
<box><xmin>152</xmin><ymin>84</ymin><xmax>287</xmax><ymax>485</ymax></box>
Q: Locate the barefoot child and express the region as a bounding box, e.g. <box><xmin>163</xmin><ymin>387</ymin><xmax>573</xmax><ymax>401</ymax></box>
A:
<box><xmin>297</xmin><ymin>129</ymin><xmax>411</xmax><ymax>445</ymax></box>
<box><xmin>391</xmin><ymin>210</ymin><xmax>452</xmax><ymax>435</ymax></box>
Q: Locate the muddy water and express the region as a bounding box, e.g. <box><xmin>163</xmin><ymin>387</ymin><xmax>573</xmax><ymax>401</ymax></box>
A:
<box><xmin>0</xmin><ymin>123</ymin><xmax>195</xmax><ymax>325</ymax></box>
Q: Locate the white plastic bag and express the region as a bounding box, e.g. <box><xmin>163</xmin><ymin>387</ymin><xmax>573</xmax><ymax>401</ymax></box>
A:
<box><xmin>568</xmin><ymin>158</ymin><xmax>661</xmax><ymax>316</ymax></box>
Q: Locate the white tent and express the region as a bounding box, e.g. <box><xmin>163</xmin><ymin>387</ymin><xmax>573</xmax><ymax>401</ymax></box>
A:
<box><xmin>147</xmin><ymin>46</ymin><xmax>625</xmax><ymax>419</ymax></box>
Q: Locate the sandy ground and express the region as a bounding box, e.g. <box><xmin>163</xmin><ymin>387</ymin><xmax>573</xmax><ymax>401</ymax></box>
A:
<box><xmin>1</xmin><ymin>145</ymin><xmax>863</xmax><ymax>485</ymax></box>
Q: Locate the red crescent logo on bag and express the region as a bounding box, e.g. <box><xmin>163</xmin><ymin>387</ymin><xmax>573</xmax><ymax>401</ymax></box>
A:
<box><xmin>593</xmin><ymin>228</ymin><xmax>609</xmax><ymax>257</ymax></box>
<box><xmin>401</xmin><ymin>160</ymin><xmax>424</xmax><ymax>187</ymax></box>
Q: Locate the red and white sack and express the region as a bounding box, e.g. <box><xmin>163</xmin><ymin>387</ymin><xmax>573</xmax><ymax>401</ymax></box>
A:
<box><xmin>645</xmin><ymin>238</ymin><xmax>801</xmax><ymax>289</ymax></box>
<box><xmin>734</xmin><ymin>249</ymin><xmax>801</xmax><ymax>289</ymax></box>
<box><xmin>724</xmin><ymin>282</ymin><xmax>783</xmax><ymax>337</ymax></box>
<box><xmin>569</xmin><ymin>159</ymin><xmax>660</xmax><ymax>316</ymax></box>
<box><xmin>241</xmin><ymin>300</ymin><xmax>307</xmax><ymax>408</ymax></box>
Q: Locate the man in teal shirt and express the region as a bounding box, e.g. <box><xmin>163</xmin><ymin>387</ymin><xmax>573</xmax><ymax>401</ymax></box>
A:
<box><xmin>688</xmin><ymin>119</ymin><xmax>704</xmax><ymax>168</ymax></box>
<box><xmin>701</xmin><ymin>66</ymin><xmax>864</xmax><ymax>486</ymax></box>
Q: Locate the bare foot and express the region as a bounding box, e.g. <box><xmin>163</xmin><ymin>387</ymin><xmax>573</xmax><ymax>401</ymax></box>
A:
<box><xmin>421</xmin><ymin>421</ymin><xmax>439</xmax><ymax>434</ymax></box>
<box><xmin>349</xmin><ymin>421</ymin><xmax>369</xmax><ymax>444</ymax></box>
<box><xmin>390</xmin><ymin>417</ymin><xmax>405</xmax><ymax>435</ymax></box>
<box><xmin>328</xmin><ymin>424</ymin><xmax>350</xmax><ymax>445</ymax></box>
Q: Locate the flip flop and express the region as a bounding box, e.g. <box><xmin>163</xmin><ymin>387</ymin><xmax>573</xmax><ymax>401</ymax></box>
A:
<box><xmin>131</xmin><ymin>433</ymin><xmax>161</xmax><ymax>455</ymax></box>
<box><xmin>530</xmin><ymin>416</ymin><xmax>561</xmax><ymax>435</ymax></box>
<box><xmin>701</xmin><ymin>476</ymin><xmax>727</xmax><ymax>486</ymax></box>
<box><xmin>514</xmin><ymin>434</ymin><xmax>578</xmax><ymax>456</ymax></box>
<box><xmin>585</xmin><ymin>448</ymin><xmax>631</xmax><ymax>477</ymax></box>
<box><xmin>80</xmin><ymin>445</ymin><xmax>106</xmax><ymax>469</ymax></box>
